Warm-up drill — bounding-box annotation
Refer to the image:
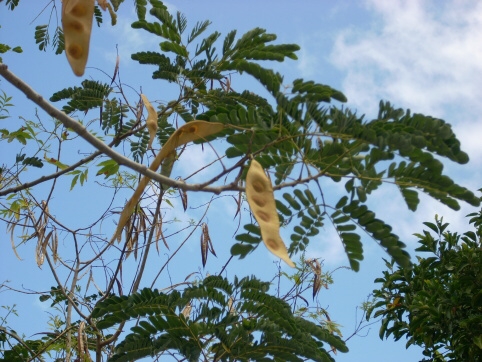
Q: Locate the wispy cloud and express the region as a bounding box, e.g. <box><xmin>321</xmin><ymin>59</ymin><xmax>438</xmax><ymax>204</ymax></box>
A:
<box><xmin>330</xmin><ymin>0</ymin><xmax>482</xmax><ymax>163</ymax></box>
<box><xmin>99</xmin><ymin>1</ymin><xmax>179</xmax><ymax>67</ymax></box>
<box><xmin>175</xmin><ymin>143</ymin><xmax>222</xmax><ymax>184</ymax></box>
<box><xmin>100</xmin><ymin>11</ymin><xmax>159</xmax><ymax>68</ymax></box>
<box><xmin>304</xmin><ymin>226</ymin><xmax>350</xmax><ymax>269</ymax></box>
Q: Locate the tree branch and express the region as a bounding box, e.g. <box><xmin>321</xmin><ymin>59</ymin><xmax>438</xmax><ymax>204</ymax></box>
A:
<box><xmin>0</xmin><ymin>63</ymin><xmax>237</xmax><ymax>194</ymax></box>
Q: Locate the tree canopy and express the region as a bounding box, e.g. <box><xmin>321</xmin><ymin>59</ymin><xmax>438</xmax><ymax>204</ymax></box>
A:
<box><xmin>368</xmin><ymin>209</ymin><xmax>482</xmax><ymax>361</ymax></box>
<box><xmin>0</xmin><ymin>1</ymin><xmax>480</xmax><ymax>361</ymax></box>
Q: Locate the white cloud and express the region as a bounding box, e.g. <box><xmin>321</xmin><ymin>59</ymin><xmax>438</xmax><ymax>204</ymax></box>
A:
<box><xmin>175</xmin><ymin>142</ymin><xmax>223</xmax><ymax>184</ymax></box>
<box><xmin>98</xmin><ymin>1</ymin><xmax>181</xmax><ymax>69</ymax></box>
<box><xmin>330</xmin><ymin>0</ymin><xmax>482</xmax><ymax>163</ymax></box>
<box><xmin>100</xmin><ymin>12</ymin><xmax>159</xmax><ymax>68</ymax></box>
<box><xmin>331</xmin><ymin>0</ymin><xmax>482</xmax><ymax>229</ymax></box>
<box><xmin>304</xmin><ymin>226</ymin><xmax>350</xmax><ymax>268</ymax></box>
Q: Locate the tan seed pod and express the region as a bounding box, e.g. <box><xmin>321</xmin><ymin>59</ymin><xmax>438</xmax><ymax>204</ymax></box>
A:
<box><xmin>227</xmin><ymin>296</ymin><xmax>236</xmax><ymax>315</ymax></box>
<box><xmin>200</xmin><ymin>222</ymin><xmax>216</xmax><ymax>268</ymax></box>
<box><xmin>178</xmin><ymin>178</ymin><xmax>188</xmax><ymax>211</ymax></box>
<box><xmin>52</xmin><ymin>227</ymin><xmax>59</xmax><ymax>264</ymax></box>
<box><xmin>113</xmin><ymin>121</ymin><xmax>224</xmax><ymax>242</ymax></box>
<box><xmin>62</xmin><ymin>0</ymin><xmax>95</xmax><ymax>76</ymax></box>
<box><xmin>8</xmin><ymin>222</ymin><xmax>22</xmax><ymax>261</ymax></box>
<box><xmin>174</xmin><ymin>121</ymin><xmax>224</xmax><ymax>147</ymax></box>
<box><xmin>201</xmin><ymin>231</ymin><xmax>208</xmax><ymax>268</ymax></box>
<box><xmin>181</xmin><ymin>301</ymin><xmax>192</xmax><ymax>319</ymax></box>
<box><xmin>306</xmin><ymin>258</ymin><xmax>322</xmax><ymax>299</ymax></box>
<box><xmin>246</xmin><ymin>159</ymin><xmax>295</xmax><ymax>267</ymax></box>
<box><xmin>155</xmin><ymin>218</ymin><xmax>170</xmax><ymax>251</ymax></box>
<box><xmin>149</xmin><ymin>121</ymin><xmax>225</xmax><ymax>173</ymax></box>
<box><xmin>78</xmin><ymin>321</ymin><xmax>85</xmax><ymax>358</ymax></box>
<box><xmin>36</xmin><ymin>230</ymin><xmax>51</xmax><ymax>267</ymax></box>
<box><xmin>140</xmin><ymin>94</ymin><xmax>158</xmax><ymax>149</ymax></box>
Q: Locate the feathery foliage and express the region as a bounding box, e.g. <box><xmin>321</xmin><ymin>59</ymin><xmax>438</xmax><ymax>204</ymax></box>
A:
<box><xmin>0</xmin><ymin>1</ymin><xmax>479</xmax><ymax>361</ymax></box>
<box><xmin>93</xmin><ymin>275</ymin><xmax>347</xmax><ymax>362</ymax></box>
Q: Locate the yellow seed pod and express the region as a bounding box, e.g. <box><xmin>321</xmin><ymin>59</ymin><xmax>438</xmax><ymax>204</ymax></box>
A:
<box><xmin>246</xmin><ymin>159</ymin><xmax>295</xmax><ymax>267</ymax></box>
<box><xmin>113</xmin><ymin>121</ymin><xmax>225</xmax><ymax>242</ymax></box>
<box><xmin>140</xmin><ymin>94</ymin><xmax>158</xmax><ymax>149</ymax></box>
<box><xmin>149</xmin><ymin>120</ymin><xmax>225</xmax><ymax>172</ymax></box>
<box><xmin>174</xmin><ymin>121</ymin><xmax>224</xmax><ymax>146</ymax></box>
<box><xmin>62</xmin><ymin>0</ymin><xmax>95</xmax><ymax>76</ymax></box>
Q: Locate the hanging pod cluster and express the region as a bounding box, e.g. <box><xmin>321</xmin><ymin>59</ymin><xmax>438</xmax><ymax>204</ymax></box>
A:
<box><xmin>113</xmin><ymin>120</ymin><xmax>225</xmax><ymax>242</ymax></box>
<box><xmin>62</xmin><ymin>0</ymin><xmax>95</xmax><ymax>76</ymax></box>
<box><xmin>246</xmin><ymin>159</ymin><xmax>295</xmax><ymax>267</ymax></box>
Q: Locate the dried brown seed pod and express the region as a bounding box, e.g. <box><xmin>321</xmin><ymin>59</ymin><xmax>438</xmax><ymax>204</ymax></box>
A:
<box><xmin>201</xmin><ymin>222</ymin><xmax>216</xmax><ymax>267</ymax></box>
<box><xmin>306</xmin><ymin>258</ymin><xmax>323</xmax><ymax>299</ymax></box>
<box><xmin>178</xmin><ymin>178</ymin><xmax>188</xmax><ymax>211</ymax></box>
<box><xmin>181</xmin><ymin>301</ymin><xmax>192</xmax><ymax>319</ymax></box>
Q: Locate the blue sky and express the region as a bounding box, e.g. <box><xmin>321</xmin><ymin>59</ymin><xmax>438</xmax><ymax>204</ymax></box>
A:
<box><xmin>1</xmin><ymin>1</ymin><xmax>482</xmax><ymax>361</ymax></box>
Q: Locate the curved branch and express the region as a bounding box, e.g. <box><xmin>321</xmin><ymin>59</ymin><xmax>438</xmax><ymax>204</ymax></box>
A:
<box><xmin>0</xmin><ymin>63</ymin><xmax>236</xmax><ymax>194</ymax></box>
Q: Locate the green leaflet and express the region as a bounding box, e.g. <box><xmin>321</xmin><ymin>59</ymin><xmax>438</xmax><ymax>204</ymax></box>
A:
<box><xmin>134</xmin><ymin>0</ymin><xmax>148</xmax><ymax>20</ymax></box>
<box><xmin>96</xmin><ymin>159</ymin><xmax>119</xmax><ymax>179</ymax></box>
<box><xmin>292</xmin><ymin>78</ymin><xmax>347</xmax><ymax>103</ymax></box>
<box><xmin>276</xmin><ymin>190</ymin><xmax>325</xmax><ymax>255</ymax></box>
<box><xmin>110</xmin><ymin>0</ymin><xmax>125</xmax><ymax>11</ymax></box>
<box><xmin>4</xmin><ymin>0</ymin><xmax>21</xmax><ymax>11</ymax></box>
<box><xmin>130</xmin><ymin>130</ymin><xmax>149</xmax><ymax>162</ymax></box>
<box><xmin>232</xmin><ymin>224</ymin><xmax>262</xmax><ymax>259</ymax></box>
<box><xmin>195</xmin><ymin>31</ymin><xmax>221</xmax><ymax>57</ymax></box>
<box><xmin>32</xmin><ymin>24</ymin><xmax>63</xmax><ymax>55</ymax></box>
<box><xmin>160</xmin><ymin>40</ymin><xmax>188</xmax><ymax>57</ymax></box>
<box><xmin>101</xmin><ymin>98</ymin><xmax>129</xmax><ymax>134</ymax></box>
<box><xmin>94</xmin><ymin>5</ymin><xmax>103</xmax><ymax>26</ymax></box>
<box><xmin>16</xmin><ymin>154</ymin><xmax>43</xmax><ymax>168</ymax></box>
<box><xmin>50</xmin><ymin>80</ymin><xmax>112</xmax><ymax>114</ymax></box>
